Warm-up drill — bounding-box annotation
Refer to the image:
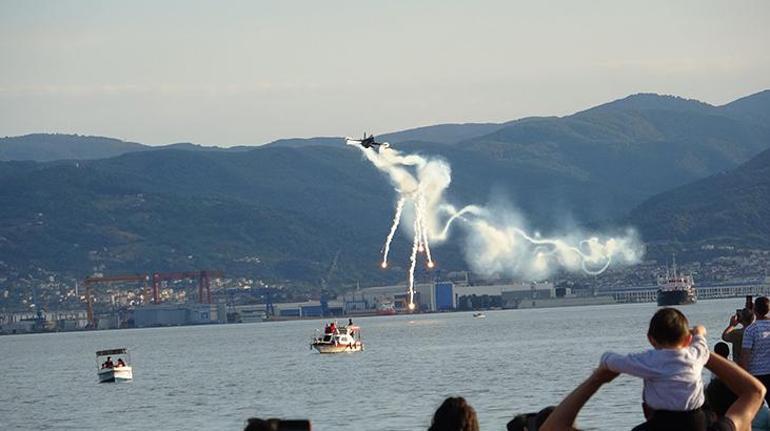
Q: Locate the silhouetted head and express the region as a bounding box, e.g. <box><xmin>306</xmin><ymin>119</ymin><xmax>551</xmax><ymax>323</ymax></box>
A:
<box><xmin>507</xmin><ymin>406</ymin><xmax>555</xmax><ymax>431</ymax></box>
<box><xmin>428</xmin><ymin>397</ymin><xmax>479</xmax><ymax>431</ymax></box>
<box><xmin>244</xmin><ymin>418</ymin><xmax>271</xmax><ymax>431</ymax></box>
<box><xmin>243</xmin><ymin>418</ymin><xmax>311</xmax><ymax>431</ymax></box>
<box><xmin>740</xmin><ymin>308</ymin><xmax>755</xmax><ymax>326</ymax></box>
<box><xmin>755</xmin><ymin>297</ymin><xmax>770</xmax><ymax>318</ymax></box>
<box><xmin>714</xmin><ymin>342</ymin><xmax>730</xmax><ymax>358</ymax></box>
<box><xmin>648</xmin><ymin>308</ymin><xmax>690</xmax><ymax>348</ymax></box>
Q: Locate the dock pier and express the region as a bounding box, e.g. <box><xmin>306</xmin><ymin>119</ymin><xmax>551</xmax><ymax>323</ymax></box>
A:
<box><xmin>610</xmin><ymin>284</ymin><xmax>770</xmax><ymax>304</ymax></box>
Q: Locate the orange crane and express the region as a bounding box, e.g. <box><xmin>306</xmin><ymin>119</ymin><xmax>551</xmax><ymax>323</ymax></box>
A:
<box><xmin>151</xmin><ymin>270</ymin><xmax>224</xmax><ymax>305</ymax></box>
<box><xmin>84</xmin><ymin>274</ymin><xmax>149</xmax><ymax>328</ymax></box>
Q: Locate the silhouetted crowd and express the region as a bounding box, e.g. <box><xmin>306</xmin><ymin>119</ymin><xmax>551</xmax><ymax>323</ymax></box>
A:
<box><xmin>245</xmin><ymin>297</ymin><xmax>770</xmax><ymax>430</ymax></box>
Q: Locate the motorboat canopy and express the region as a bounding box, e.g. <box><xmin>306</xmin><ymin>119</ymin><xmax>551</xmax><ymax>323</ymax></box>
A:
<box><xmin>97</xmin><ymin>348</ymin><xmax>128</xmax><ymax>356</ymax></box>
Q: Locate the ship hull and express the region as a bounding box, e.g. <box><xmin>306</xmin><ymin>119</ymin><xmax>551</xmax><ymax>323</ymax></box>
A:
<box><xmin>657</xmin><ymin>289</ymin><xmax>696</xmax><ymax>306</ymax></box>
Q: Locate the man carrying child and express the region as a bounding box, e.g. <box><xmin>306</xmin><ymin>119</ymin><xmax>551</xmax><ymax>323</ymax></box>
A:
<box><xmin>600</xmin><ymin>307</ymin><xmax>709</xmax><ymax>430</ymax></box>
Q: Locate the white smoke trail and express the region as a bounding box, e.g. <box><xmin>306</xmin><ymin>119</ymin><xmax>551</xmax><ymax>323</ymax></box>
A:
<box><xmin>407</xmin><ymin>218</ymin><xmax>420</xmax><ymax>309</ymax></box>
<box><xmin>381</xmin><ymin>197</ymin><xmax>405</xmax><ymax>268</ymax></box>
<box><xmin>345</xmin><ymin>138</ymin><xmax>644</xmax><ymax>309</ymax></box>
<box><xmin>416</xmin><ymin>217</ymin><xmax>424</xmax><ymax>253</ymax></box>
<box><xmin>417</xmin><ymin>195</ymin><xmax>434</xmax><ymax>267</ymax></box>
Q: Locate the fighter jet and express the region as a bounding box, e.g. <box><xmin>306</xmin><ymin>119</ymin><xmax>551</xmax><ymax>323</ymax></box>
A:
<box><xmin>347</xmin><ymin>133</ymin><xmax>388</xmax><ymax>149</ymax></box>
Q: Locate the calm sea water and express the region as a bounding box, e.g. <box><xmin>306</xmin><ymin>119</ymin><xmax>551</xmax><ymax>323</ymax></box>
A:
<box><xmin>0</xmin><ymin>298</ymin><xmax>746</xmax><ymax>430</ymax></box>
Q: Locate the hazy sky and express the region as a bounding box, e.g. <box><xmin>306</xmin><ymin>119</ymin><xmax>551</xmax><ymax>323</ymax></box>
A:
<box><xmin>1</xmin><ymin>0</ymin><xmax>769</xmax><ymax>146</ymax></box>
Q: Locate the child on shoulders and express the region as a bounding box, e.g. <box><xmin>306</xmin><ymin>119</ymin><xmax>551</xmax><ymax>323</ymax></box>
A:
<box><xmin>600</xmin><ymin>307</ymin><xmax>710</xmax><ymax>429</ymax></box>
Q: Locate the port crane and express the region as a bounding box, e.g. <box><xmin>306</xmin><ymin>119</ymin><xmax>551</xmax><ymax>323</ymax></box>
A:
<box><xmin>84</xmin><ymin>274</ymin><xmax>149</xmax><ymax>328</ymax></box>
<box><xmin>318</xmin><ymin>250</ymin><xmax>341</xmax><ymax>317</ymax></box>
<box><xmin>84</xmin><ymin>270</ymin><xmax>224</xmax><ymax>328</ymax></box>
<box><xmin>225</xmin><ymin>286</ymin><xmax>280</xmax><ymax>319</ymax></box>
<box><xmin>150</xmin><ymin>270</ymin><xmax>224</xmax><ymax>305</ymax></box>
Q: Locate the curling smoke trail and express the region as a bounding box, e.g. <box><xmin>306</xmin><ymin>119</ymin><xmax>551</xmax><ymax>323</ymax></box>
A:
<box><xmin>381</xmin><ymin>197</ymin><xmax>405</xmax><ymax>268</ymax></box>
<box><xmin>345</xmin><ymin>137</ymin><xmax>644</xmax><ymax>310</ymax></box>
<box><xmin>437</xmin><ymin>204</ymin><xmax>484</xmax><ymax>241</ymax></box>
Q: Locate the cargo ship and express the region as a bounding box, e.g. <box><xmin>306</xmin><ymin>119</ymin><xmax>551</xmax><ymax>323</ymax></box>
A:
<box><xmin>657</xmin><ymin>258</ymin><xmax>696</xmax><ymax>306</ymax></box>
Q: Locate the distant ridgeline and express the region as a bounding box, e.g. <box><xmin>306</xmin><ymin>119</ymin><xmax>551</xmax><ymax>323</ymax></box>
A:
<box><xmin>0</xmin><ymin>90</ymin><xmax>769</xmax><ymax>288</ymax></box>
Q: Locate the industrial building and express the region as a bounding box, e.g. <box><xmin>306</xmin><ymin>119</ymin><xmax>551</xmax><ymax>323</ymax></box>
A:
<box><xmin>133</xmin><ymin>303</ymin><xmax>226</xmax><ymax>328</ymax></box>
<box><xmin>230</xmin><ymin>300</ymin><xmax>346</xmax><ymax>321</ymax></box>
<box><xmin>0</xmin><ymin>309</ymin><xmax>90</xmax><ymax>334</ymax></box>
<box><xmin>343</xmin><ymin>281</ymin><xmax>564</xmax><ymax>312</ymax></box>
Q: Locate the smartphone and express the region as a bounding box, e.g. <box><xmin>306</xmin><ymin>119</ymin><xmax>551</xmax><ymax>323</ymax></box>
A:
<box><xmin>746</xmin><ymin>295</ymin><xmax>754</xmax><ymax>310</ymax></box>
<box><xmin>737</xmin><ymin>309</ymin><xmax>743</xmax><ymax>319</ymax></box>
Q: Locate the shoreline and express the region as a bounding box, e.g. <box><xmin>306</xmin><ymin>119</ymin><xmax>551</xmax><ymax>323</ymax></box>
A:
<box><xmin>0</xmin><ymin>294</ymin><xmax>758</xmax><ymax>336</ymax></box>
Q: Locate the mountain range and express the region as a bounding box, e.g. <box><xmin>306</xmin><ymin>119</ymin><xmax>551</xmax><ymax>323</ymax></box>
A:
<box><xmin>629</xmin><ymin>146</ymin><xmax>770</xmax><ymax>247</ymax></box>
<box><xmin>1</xmin><ymin>90</ymin><xmax>769</xmax><ymax>289</ymax></box>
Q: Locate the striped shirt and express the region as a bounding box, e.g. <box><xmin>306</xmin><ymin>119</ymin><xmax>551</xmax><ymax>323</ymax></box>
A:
<box><xmin>742</xmin><ymin>319</ymin><xmax>770</xmax><ymax>375</ymax></box>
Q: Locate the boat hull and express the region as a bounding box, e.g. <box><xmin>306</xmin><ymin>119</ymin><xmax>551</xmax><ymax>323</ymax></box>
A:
<box><xmin>98</xmin><ymin>367</ymin><xmax>133</xmax><ymax>383</ymax></box>
<box><xmin>657</xmin><ymin>290</ymin><xmax>696</xmax><ymax>306</ymax></box>
<box><xmin>311</xmin><ymin>342</ymin><xmax>363</xmax><ymax>354</ymax></box>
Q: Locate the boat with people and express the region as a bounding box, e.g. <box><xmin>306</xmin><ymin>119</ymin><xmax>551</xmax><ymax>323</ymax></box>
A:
<box><xmin>96</xmin><ymin>348</ymin><xmax>133</xmax><ymax>383</ymax></box>
<box><xmin>473</xmin><ymin>312</ymin><xmax>486</xmax><ymax>319</ymax></box>
<box><xmin>656</xmin><ymin>256</ymin><xmax>696</xmax><ymax>306</ymax></box>
<box><xmin>311</xmin><ymin>320</ymin><xmax>364</xmax><ymax>354</ymax></box>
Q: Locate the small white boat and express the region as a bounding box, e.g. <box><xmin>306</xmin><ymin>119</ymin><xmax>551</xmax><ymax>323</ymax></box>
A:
<box><xmin>473</xmin><ymin>312</ymin><xmax>486</xmax><ymax>319</ymax></box>
<box><xmin>311</xmin><ymin>322</ymin><xmax>364</xmax><ymax>354</ymax></box>
<box><xmin>96</xmin><ymin>348</ymin><xmax>133</xmax><ymax>383</ymax></box>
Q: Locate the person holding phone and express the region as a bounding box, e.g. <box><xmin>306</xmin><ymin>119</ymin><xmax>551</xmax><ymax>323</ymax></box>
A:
<box><xmin>723</xmin><ymin>308</ymin><xmax>756</xmax><ymax>363</ymax></box>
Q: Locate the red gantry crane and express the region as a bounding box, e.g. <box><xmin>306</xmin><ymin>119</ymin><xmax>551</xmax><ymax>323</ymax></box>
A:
<box><xmin>150</xmin><ymin>270</ymin><xmax>224</xmax><ymax>305</ymax></box>
<box><xmin>84</xmin><ymin>270</ymin><xmax>224</xmax><ymax>328</ymax></box>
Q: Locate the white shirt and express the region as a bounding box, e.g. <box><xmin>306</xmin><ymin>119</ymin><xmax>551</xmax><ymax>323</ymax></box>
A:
<box><xmin>600</xmin><ymin>334</ymin><xmax>709</xmax><ymax>411</ymax></box>
<box><xmin>742</xmin><ymin>319</ymin><xmax>770</xmax><ymax>375</ymax></box>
